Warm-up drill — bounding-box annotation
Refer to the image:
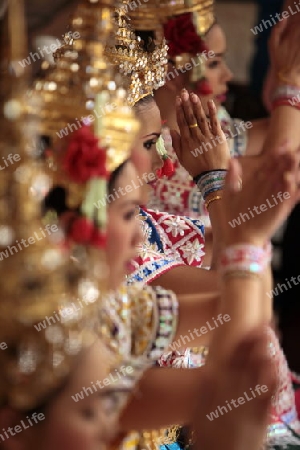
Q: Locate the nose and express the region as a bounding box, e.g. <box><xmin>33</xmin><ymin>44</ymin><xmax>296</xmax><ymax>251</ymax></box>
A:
<box><xmin>222</xmin><ymin>62</ymin><xmax>233</xmax><ymax>84</ymax></box>
<box><xmin>133</xmin><ymin>216</ymin><xmax>144</xmax><ymax>247</ymax></box>
<box><xmin>152</xmin><ymin>151</ymin><xmax>164</xmax><ymax>175</ymax></box>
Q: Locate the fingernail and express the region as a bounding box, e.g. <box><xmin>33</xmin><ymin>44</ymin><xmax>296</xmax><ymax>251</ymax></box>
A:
<box><xmin>236</xmin><ymin>177</ymin><xmax>243</xmax><ymax>191</ymax></box>
<box><xmin>208</xmin><ymin>99</ymin><xmax>216</xmax><ymax>111</ymax></box>
<box><xmin>181</xmin><ymin>88</ymin><xmax>189</xmax><ymax>101</ymax></box>
<box><xmin>176</xmin><ymin>96</ymin><xmax>182</xmax><ymax>106</ymax></box>
<box><xmin>190</xmin><ymin>92</ymin><xmax>198</xmax><ymax>103</ymax></box>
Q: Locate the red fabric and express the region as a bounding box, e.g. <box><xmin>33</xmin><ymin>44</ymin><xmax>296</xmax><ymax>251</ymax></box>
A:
<box><xmin>295</xmin><ymin>389</ymin><xmax>300</xmax><ymax>419</ymax></box>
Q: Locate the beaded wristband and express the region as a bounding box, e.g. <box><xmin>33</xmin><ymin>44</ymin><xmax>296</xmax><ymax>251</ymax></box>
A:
<box><xmin>272</xmin><ymin>85</ymin><xmax>300</xmax><ymax>100</ymax></box>
<box><xmin>194</xmin><ymin>170</ymin><xmax>227</xmax><ymax>201</ymax></box>
<box><xmin>220</xmin><ymin>242</ymin><xmax>272</xmax><ymax>276</ymax></box>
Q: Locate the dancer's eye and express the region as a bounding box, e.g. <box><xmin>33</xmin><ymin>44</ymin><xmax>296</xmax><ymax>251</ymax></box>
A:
<box><xmin>208</xmin><ymin>59</ymin><xmax>221</xmax><ymax>69</ymax></box>
<box><xmin>143</xmin><ymin>140</ymin><xmax>156</xmax><ymax>150</ymax></box>
<box><xmin>124</xmin><ymin>209</ymin><xmax>136</xmax><ymax>221</ymax></box>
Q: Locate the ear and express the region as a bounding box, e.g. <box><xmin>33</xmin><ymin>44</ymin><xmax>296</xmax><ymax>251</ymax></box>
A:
<box><xmin>0</xmin><ymin>408</ymin><xmax>27</xmax><ymax>450</ymax></box>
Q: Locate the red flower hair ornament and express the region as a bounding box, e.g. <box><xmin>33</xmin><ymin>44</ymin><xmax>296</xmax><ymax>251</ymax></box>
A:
<box><xmin>163</xmin><ymin>13</ymin><xmax>213</xmax><ymax>96</ymax></box>
<box><xmin>63</xmin><ymin>125</ymin><xmax>108</xmax><ymax>184</ymax></box>
<box><xmin>62</xmin><ymin>125</ymin><xmax>108</xmax><ymax>249</ymax></box>
<box><xmin>164</xmin><ymin>13</ymin><xmax>208</xmax><ymax>58</ymax></box>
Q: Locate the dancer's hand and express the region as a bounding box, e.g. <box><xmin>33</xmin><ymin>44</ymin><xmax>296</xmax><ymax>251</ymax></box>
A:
<box><xmin>269</xmin><ymin>19</ymin><xmax>300</xmax><ymax>87</ymax></box>
<box><xmin>192</xmin><ymin>328</ymin><xmax>278</xmax><ymax>450</ymax></box>
<box><xmin>221</xmin><ymin>144</ymin><xmax>300</xmax><ymax>246</ymax></box>
<box><xmin>170</xmin><ymin>90</ymin><xmax>230</xmax><ymax>178</ymax></box>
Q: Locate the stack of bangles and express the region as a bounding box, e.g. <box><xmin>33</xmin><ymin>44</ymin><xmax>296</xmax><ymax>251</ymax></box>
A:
<box><xmin>272</xmin><ymin>84</ymin><xmax>300</xmax><ymax>111</ymax></box>
<box><xmin>193</xmin><ymin>169</ymin><xmax>227</xmax><ymax>210</ymax></box>
<box><xmin>220</xmin><ymin>242</ymin><xmax>272</xmax><ymax>280</ymax></box>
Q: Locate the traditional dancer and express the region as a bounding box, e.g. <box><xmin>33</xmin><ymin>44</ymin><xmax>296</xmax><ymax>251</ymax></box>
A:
<box><xmin>41</xmin><ymin>1</ymin><xmax>300</xmax><ymax>448</ymax></box>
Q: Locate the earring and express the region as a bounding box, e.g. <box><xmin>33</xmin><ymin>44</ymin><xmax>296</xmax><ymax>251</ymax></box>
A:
<box><xmin>195</xmin><ymin>78</ymin><xmax>213</xmax><ymax>96</ymax></box>
<box><xmin>156</xmin><ymin>135</ymin><xmax>174</xmax><ymax>178</ymax></box>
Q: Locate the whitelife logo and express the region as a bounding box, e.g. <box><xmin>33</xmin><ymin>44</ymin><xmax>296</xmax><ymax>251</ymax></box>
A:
<box><xmin>206</xmin><ymin>385</ymin><xmax>269</xmax><ymax>421</ymax></box>
<box><xmin>0</xmin><ymin>413</ymin><xmax>45</xmax><ymax>442</ymax></box>
<box><xmin>251</xmin><ymin>1</ymin><xmax>300</xmax><ymax>35</ymax></box>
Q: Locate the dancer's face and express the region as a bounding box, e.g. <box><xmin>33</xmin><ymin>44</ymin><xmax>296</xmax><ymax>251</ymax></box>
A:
<box><xmin>133</xmin><ymin>98</ymin><xmax>164</xmax><ymax>180</ymax></box>
<box><xmin>107</xmin><ymin>161</ymin><xmax>143</xmax><ymax>290</ymax></box>
<box><xmin>0</xmin><ymin>340</ymin><xmax>122</xmax><ymax>450</ymax></box>
<box><xmin>192</xmin><ymin>23</ymin><xmax>233</xmax><ymax>110</ymax></box>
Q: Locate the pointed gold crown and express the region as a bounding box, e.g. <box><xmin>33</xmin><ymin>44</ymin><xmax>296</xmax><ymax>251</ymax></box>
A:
<box><xmin>30</xmin><ymin>0</ymin><xmax>139</xmax><ymax>172</ymax></box>
<box><xmin>128</xmin><ymin>0</ymin><xmax>215</xmax><ymax>36</ymax></box>
<box><xmin>104</xmin><ymin>4</ymin><xmax>168</xmax><ymax>106</ymax></box>
<box><xmin>0</xmin><ymin>0</ymin><xmax>120</xmax><ymax>411</ymax></box>
<box><xmin>29</xmin><ymin>0</ymin><xmax>116</xmax><ymax>142</ymax></box>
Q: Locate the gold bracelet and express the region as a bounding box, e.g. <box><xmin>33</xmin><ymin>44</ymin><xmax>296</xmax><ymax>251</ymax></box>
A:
<box><xmin>205</xmin><ymin>194</ymin><xmax>222</xmax><ymax>210</ymax></box>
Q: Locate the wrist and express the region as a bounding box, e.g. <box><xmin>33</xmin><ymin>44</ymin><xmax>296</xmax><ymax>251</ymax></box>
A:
<box><xmin>224</xmin><ymin>236</ymin><xmax>266</xmax><ymax>247</ymax></box>
<box><xmin>220</xmin><ymin>242</ymin><xmax>272</xmax><ymax>278</ymax></box>
<box><xmin>205</xmin><ymin>191</ymin><xmax>223</xmax><ymax>211</ymax></box>
<box><xmin>276</xmin><ymin>73</ymin><xmax>300</xmax><ymax>89</ymax></box>
<box><xmin>272</xmin><ymin>84</ymin><xmax>300</xmax><ymax>110</ymax></box>
<box><xmin>194</xmin><ymin>170</ymin><xmax>227</xmax><ymax>201</ymax></box>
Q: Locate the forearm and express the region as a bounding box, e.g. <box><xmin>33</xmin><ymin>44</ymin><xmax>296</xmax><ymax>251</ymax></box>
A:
<box><xmin>208</xmin><ymin>275</ymin><xmax>263</xmax><ymax>361</ymax></box>
<box><xmin>262</xmin><ymin>264</ymin><xmax>273</xmax><ymax>320</ymax></box>
<box><xmin>262</xmin><ymin>106</ymin><xmax>300</xmax><ymax>155</ymax></box>
<box><xmin>201</xmin><ymin>226</ymin><xmax>213</xmax><ymax>267</ymax></box>
<box><xmin>119</xmin><ymin>366</ymin><xmax>201</xmax><ymax>431</ymax></box>
<box><xmin>246</xmin><ymin>119</ymin><xmax>269</xmax><ymax>156</ymax></box>
<box><xmin>207</xmin><ymin>194</ymin><xmax>225</xmax><ymax>269</ymax></box>
<box><xmin>174</xmin><ymin>292</ymin><xmax>220</xmax><ymax>348</ymax></box>
<box><xmin>150</xmin><ymin>265</ymin><xmax>220</xmax><ymax>296</ymax></box>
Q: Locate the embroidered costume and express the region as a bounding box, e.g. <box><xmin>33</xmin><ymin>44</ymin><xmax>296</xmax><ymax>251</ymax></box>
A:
<box><xmin>267</xmin><ymin>328</ymin><xmax>300</xmax><ymax>448</ymax></box>
<box><xmin>127</xmin><ymin>208</ymin><xmax>205</xmax><ymax>285</ymax></box>
<box><xmin>99</xmin><ymin>283</ymin><xmax>178</xmax><ymax>373</ymax></box>
<box><xmin>99</xmin><ymin>283</ymin><xmax>180</xmax><ymax>450</ymax></box>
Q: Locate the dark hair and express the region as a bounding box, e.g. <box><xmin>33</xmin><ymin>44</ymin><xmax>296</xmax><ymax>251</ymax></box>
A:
<box><xmin>133</xmin><ymin>94</ymin><xmax>155</xmax><ymax>112</ymax></box>
<box><xmin>135</xmin><ymin>30</ymin><xmax>156</xmax><ymax>53</ymax></box>
<box><xmin>43</xmin><ymin>186</ymin><xmax>68</xmax><ymax>216</ymax></box>
<box><xmin>43</xmin><ymin>161</ymin><xmax>129</xmax><ymax>217</ymax></box>
<box><xmin>108</xmin><ymin>159</ymin><xmax>128</xmax><ymax>193</ymax></box>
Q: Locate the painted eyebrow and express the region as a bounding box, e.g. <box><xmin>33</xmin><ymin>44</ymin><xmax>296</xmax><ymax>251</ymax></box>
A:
<box><xmin>119</xmin><ymin>200</ymin><xmax>140</xmax><ymax>207</ymax></box>
<box><xmin>212</xmin><ymin>52</ymin><xmax>226</xmax><ymax>58</ymax></box>
<box><xmin>142</xmin><ymin>132</ymin><xmax>160</xmax><ymax>138</ymax></box>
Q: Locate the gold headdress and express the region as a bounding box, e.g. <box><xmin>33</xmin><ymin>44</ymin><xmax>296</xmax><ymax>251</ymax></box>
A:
<box><xmin>128</xmin><ymin>0</ymin><xmax>215</xmax><ymax>36</ymax></box>
<box><xmin>0</xmin><ymin>0</ymin><xmax>130</xmax><ymax>411</ymax></box>
<box><xmin>29</xmin><ymin>0</ymin><xmax>140</xmax><ymax>253</ymax></box>
<box><xmin>30</xmin><ymin>0</ymin><xmax>140</xmax><ymax>172</ymax></box>
<box><xmin>104</xmin><ymin>4</ymin><xmax>168</xmax><ymax>106</ymax></box>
